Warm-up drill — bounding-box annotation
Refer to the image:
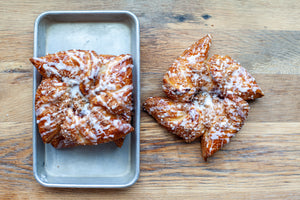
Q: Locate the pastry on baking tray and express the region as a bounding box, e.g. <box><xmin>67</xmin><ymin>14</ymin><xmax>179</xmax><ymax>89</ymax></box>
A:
<box><xmin>162</xmin><ymin>35</ymin><xmax>264</xmax><ymax>102</ymax></box>
<box><xmin>89</xmin><ymin>54</ymin><xmax>133</xmax><ymax>123</ymax></box>
<box><xmin>30</xmin><ymin>50</ymin><xmax>134</xmax><ymax>148</ymax></box>
<box><xmin>145</xmin><ymin>34</ymin><xmax>264</xmax><ymax>161</ymax></box>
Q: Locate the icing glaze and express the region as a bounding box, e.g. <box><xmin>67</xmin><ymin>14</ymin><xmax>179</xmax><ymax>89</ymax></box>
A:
<box><xmin>31</xmin><ymin>50</ymin><xmax>134</xmax><ymax>148</ymax></box>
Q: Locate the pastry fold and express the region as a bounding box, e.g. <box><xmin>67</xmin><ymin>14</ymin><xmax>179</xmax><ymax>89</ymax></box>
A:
<box><xmin>31</xmin><ymin>50</ymin><xmax>134</xmax><ymax>148</ymax></box>
<box><xmin>144</xmin><ymin>92</ymin><xmax>249</xmax><ymax>160</ymax></box>
<box><xmin>162</xmin><ymin>35</ymin><xmax>213</xmax><ymax>102</ymax></box>
<box><xmin>162</xmin><ymin>35</ymin><xmax>264</xmax><ymax>102</ymax></box>
<box><xmin>145</xmin><ymin>34</ymin><xmax>263</xmax><ymax>160</ymax></box>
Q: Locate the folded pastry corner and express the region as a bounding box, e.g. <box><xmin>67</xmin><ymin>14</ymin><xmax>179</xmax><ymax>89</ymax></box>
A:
<box><xmin>143</xmin><ymin>96</ymin><xmax>207</xmax><ymax>143</ymax></box>
<box><xmin>114</xmin><ymin>137</ymin><xmax>126</xmax><ymax>148</ymax></box>
<box><xmin>201</xmin><ymin>95</ymin><xmax>249</xmax><ymax>161</ymax></box>
<box><xmin>162</xmin><ymin>34</ymin><xmax>214</xmax><ymax>102</ymax></box>
<box><xmin>144</xmin><ymin>92</ymin><xmax>249</xmax><ymax>155</ymax></box>
<box><xmin>162</xmin><ymin>35</ymin><xmax>264</xmax><ymax>103</ymax></box>
<box><xmin>207</xmin><ymin>54</ymin><xmax>264</xmax><ymax>100</ymax></box>
<box><xmin>89</xmin><ymin>54</ymin><xmax>133</xmax><ymax>122</ymax></box>
<box><xmin>60</xmin><ymin>106</ymin><xmax>133</xmax><ymax>145</ymax></box>
<box><xmin>30</xmin><ymin>50</ymin><xmax>99</xmax><ymax>82</ymax></box>
<box><xmin>35</xmin><ymin>79</ymin><xmax>71</xmax><ymax>143</ymax></box>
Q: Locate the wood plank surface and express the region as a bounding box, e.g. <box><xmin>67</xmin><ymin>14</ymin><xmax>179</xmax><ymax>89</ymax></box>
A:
<box><xmin>0</xmin><ymin>0</ymin><xmax>300</xmax><ymax>199</ymax></box>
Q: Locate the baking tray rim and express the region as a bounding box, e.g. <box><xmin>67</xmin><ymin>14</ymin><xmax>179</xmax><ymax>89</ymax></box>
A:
<box><xmin>32</xmin><ymin>10</ymin><xmax>140</xmax><ymax>188</ymax></box>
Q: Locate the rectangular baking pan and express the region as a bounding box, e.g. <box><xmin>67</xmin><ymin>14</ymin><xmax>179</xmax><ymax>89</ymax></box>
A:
<box><xmin>32</xmin><ymin>11</ymin><xmax>140</xmax><ymax>188</ymax></box>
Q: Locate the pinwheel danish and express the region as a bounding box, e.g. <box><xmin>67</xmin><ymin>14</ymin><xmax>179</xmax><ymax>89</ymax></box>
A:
<box><xmin>31</xmin><ymin>50</ymin><xmax>134</xmax><ymax>148</ymax></box>
<box><xmin>145</xmin><ymin>34</ymin><xmax>264</xmax><ymax>161</ymax></box>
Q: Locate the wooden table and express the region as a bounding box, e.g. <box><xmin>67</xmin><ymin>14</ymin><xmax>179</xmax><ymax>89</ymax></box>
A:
<box><xmin>1</xmin><ymin>1</ymin><xmax>299</xmax><ymax>199</ymax></box>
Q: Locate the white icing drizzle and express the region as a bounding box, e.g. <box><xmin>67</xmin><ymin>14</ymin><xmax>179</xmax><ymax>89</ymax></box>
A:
<box><xmin>33</xmin><ymin>50</ymin><xmax>134</xmax><ymax>146</ymax></box>
<box><xmin>151</xmin><ymin>34</ymin><xmax>262</xmax><ymax>159</ymax></box>
<box><xmin>36</xmin><ymin>103</ymin><xmax>50</xmax><ymax>116</ymax></box>
<box><xmin>163</xmin><ymin>35</ymin><xmax>263</xmax><ymax>104</ymax></box>
<box><xmin>186</xmin><ymin>54</ymin><xmax>200</xmax><ymax>64</ymax></box>
<box><xmin>163</xmin><ymin>35</ymin><xmax>215</xmax><ymax>102</ymax></box>
<box><xmin>208</xmin><ymin>55</ymin><xmax>264</xmax><ymax>100</ymax></box>
<box><xmin>145</xmin><ymin>91</ymin><xmax>249</xmax><ymax>148</ymax></box>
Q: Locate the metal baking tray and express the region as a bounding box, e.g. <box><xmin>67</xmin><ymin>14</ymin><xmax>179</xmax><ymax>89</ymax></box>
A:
<box><xmin>32</xmin><ymin>11</ymin><xmax>140</xmax><ymax>188</ymax></box>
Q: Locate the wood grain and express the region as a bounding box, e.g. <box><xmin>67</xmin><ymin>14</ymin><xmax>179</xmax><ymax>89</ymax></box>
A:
<box><xmin>1</xmin><ymin>0</ymin><xmax>300</xmax><ymax>199</ymax></box>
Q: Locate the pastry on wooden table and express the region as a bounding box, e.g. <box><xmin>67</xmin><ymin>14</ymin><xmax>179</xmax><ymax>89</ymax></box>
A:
<box><xmin>144</xmin><ymin>92</ymin><xmax>249</xmax><ymax>159</ymax></box>
<box><xmin>89</xmin><ymin>54</ymin><xmax>133</xmax><ymax>123</ymax></box>
<box><xmin>145</xmin><ymin>34</ymin><xmax>264</xmax><ymax>161</ymax></box>
<box><xmin>31</xmin><ymin>50</ymin><xmax>134</xmax><ymax>148</ymax></box>
<box><xmin>162</xmin><ymin>34</ymin><xmax>214</xmax><ymax>102</ymax></box>
<box><xmin>162</xmin><ymin>35</ymin><xmax>264</xmax><ymax>102</ymax></box>
<box><xmin>199</xmin><ymin>94</ymin><xmax>249</xmax><ymax>161</ymax></box>
<box><xmin>143</xmin><ymin>95</ymin><xmax>207</xmax><ymax>143</ymax></box>
<box><xmin>207</xmin><ymin>54</ymin><xmax>264</xmax><ymax>100</ymax></box>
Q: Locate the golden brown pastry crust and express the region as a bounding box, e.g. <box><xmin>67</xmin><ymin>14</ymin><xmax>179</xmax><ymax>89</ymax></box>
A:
<box><xmin>162</xmin><ymin>35</ymin><xmax>264</xmax><ymax>102</ymax></box>
<box><xmin>35</xmin><ymin>79</ymin><xmax>70</xmax><ymax>143</ymax></box>
<box><xmin>162</xmin><ymin>35</ymin><xmax>213</xmax><ymax>102</ymax></box>
<box><xmin>50</xmin><ymin>134</ymin><xmax>77</xmax><ymax>148</ymax></box>
<box><xmin>144</xmin><ymin>93</ymin><xmax>249</xmax><ymax>150</ymax></box>
<box><xmin>143</xmin><ymin>96</ymin><xmax>207</xmax><ymax>143</ymax></box>
<box><xmin>200</xmin><ymin>95</ymin><xmax>249</xmax><ymax>161</ymax></box>
<box><xmin>31</xmin><ymin>50</ymin><xmax>134</xmax><ymax>148</ymax></box>
<box><xmin>207</xmin><ymin>55</ymin><xmax>264</xmax><ymax>100</ymax></box>
<box><xmin>89</xmin><ymin>54</ymin><xmax>133</xmax><ymax>122</ymax></box>
<box><xmin>145</xmin><ymin>34</ymin><xmax>263</xmax><ymax>161</ymax></box>
<box><xmin>61</xmin><ymin>105</ymin><xmax>133</xmax><ymax>145</ymax></box>
<box><xmin>113</xmin><ymin>137</ymin><xmax>125</xmax><ymax>148</ymax></box>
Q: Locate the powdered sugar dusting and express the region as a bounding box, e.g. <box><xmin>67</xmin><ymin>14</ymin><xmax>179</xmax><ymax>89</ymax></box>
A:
<box><xmin>163</xmin><ymin>34</ymin><xmax>213</xmax><ymax>102</ymax></box>
<box><xmin>208</xmin><ymin>55</ymin><xmax>264</xmax><ymax>100</ymax></box>
<box><xmin>147</xmin><ymin>34</ymin><xmax>263</xmax><ymax>160</ymax></box>
<box><xmin>163</xmin><ymin>36</ymin><xmax>264</xmax><ymax>103</ymax></box>
<box><xmin>144</xmin><ymin>92</ymin><xmax>249</xmax><ymax>144</ymax></box>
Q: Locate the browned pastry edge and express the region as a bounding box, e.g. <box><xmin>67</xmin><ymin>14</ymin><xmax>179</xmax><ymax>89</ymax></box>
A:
<box><xmin>201</xmin><ymin>95</ymin><xmax>249</xmax><ymax>161</ymax></box>
<box><xmin>162</xmin><ymin>34</ymin><xmax>212</xmax><ymax>102</ymax></box>
<box><xmin>162</xmin><ymin>35</ymin><xmax>264</xmax><ymax>103</ymax></box>
<box><xmin>114</xmin><ymin>137</ymin><xmax>125</xmax><ymax>148</ymax></box>
<box><xmin>207</xmin><ymin>54</ymin><xmax>264</xmax><ymax>100</ymax></box>
<box><xmin>144</xmin><ymin>33</ymin><xmax>262</xmax><ymax>161</ymax></box>
<box><xmin>31</xmin><ymin>50</ymin><xmax>134</xmax><ymax>148</ymax></box>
